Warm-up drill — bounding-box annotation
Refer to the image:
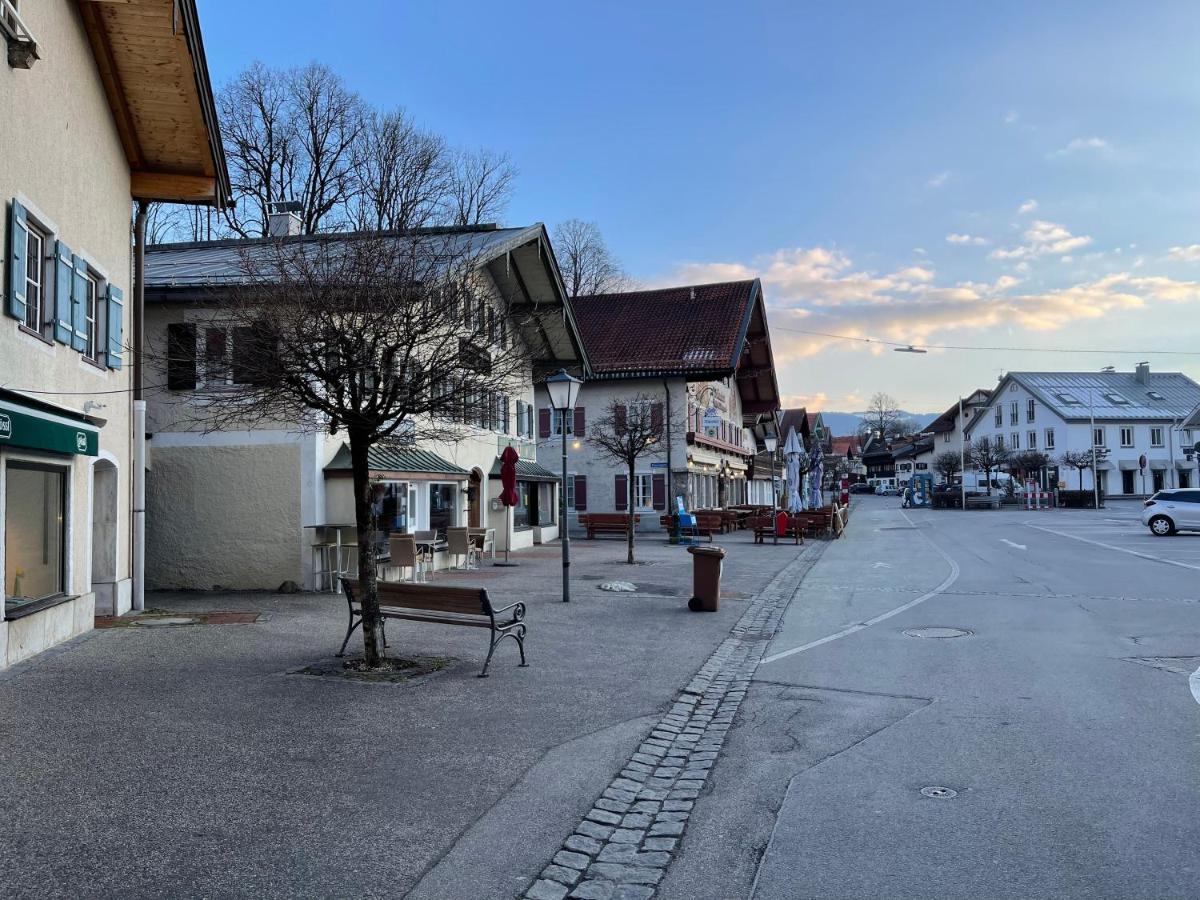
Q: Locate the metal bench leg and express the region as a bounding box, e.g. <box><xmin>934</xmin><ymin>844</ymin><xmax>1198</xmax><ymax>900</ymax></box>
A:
<box><xmin>479</xmin><ymin>633</ymin><xmax>499</xmax><ymax>678</ymax></box>
<box><xmin>337</xmin><ymin>616</ymin><xmax>362</xmax><ymax>657</ymax></box>
<box><xmin>516</xmin><ymin>626</ymin><xmax>528</xmax><ymax>668</ymax></box>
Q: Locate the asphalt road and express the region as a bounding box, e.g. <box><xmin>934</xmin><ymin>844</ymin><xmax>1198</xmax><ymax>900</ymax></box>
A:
<box><xmin>660</xmin><ymin>495</ymin><xmax>1200</xmax><ymax>900</ymax></box>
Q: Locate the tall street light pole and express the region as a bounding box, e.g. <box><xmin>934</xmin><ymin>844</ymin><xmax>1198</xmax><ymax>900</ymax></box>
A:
<box><xmin>545</xmin><ymin>369</ymin><xmax>583</xmax><ymax>603</ymax></box>
<box><xmin>764</xmin><ymin>433</ymin><xmax>779</xmax><ymax>545</ymax></box>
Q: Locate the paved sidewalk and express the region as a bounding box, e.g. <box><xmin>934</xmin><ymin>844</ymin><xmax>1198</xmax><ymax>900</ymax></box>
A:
<box><xmin>0</xmin><ymin>529</ymin><xmax>812</xmax><ymax>899</ymax></box>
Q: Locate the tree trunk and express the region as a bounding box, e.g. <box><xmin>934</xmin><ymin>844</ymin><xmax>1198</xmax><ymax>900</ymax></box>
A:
<box><xmin>626</xmin><ymin>460</ymin><xmax>636</xmax><ymax>564</ymax></box>
<box><xmin>349</xmin><ymin>431</ymin><xmax>384</xmax><ymax>666</ymax></box>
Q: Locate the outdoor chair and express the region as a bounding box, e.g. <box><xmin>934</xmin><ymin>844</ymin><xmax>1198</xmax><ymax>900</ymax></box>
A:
<box><xmin>385</xmin><ymin>534</ymin><xmax>428</xmax><ymax>583</ymax></box>
<box><xmin>447</xmin><ymin>527</ymin><xmax>479</xmax><ymax>570</ymax></box>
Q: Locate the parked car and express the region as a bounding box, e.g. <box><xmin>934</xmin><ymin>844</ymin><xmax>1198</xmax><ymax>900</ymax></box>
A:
<box><xmin>849</xmin><ymin>483</ymin><xmax>875</xmax><ymax>494</ymax></box>
<box><xmin>875</xmin><ymin>485</ymin><xmax>898</xmax><ymax>496</ymax></box>
<box><xmin>1142</xmin><ymin>489</ymin><xmax>1200</xmax><ymax>536</ymax></box>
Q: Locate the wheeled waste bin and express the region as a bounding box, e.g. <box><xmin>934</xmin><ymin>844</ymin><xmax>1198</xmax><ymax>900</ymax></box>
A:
<box><xmin>687</xmin><ymin>545</ymin><xmax>726</xmax><ymax>611</ymax></box>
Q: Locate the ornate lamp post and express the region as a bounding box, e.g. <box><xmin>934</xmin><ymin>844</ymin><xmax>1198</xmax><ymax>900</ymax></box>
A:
<box><xmin>545</xmin><ymin>369</ymin><xmax>583</xmax><ymax>602</ymax></box>
<box><xmin>764</xmin><ymin>433</ymin><xmax>779</xmax><ymax>545</ymax></box>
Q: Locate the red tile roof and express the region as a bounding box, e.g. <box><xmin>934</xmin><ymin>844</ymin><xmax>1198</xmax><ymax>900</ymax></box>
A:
<box><xmin>571</xmin><ymin>280</ymin><xmax>759</xmax><ymax>376</ymax></box>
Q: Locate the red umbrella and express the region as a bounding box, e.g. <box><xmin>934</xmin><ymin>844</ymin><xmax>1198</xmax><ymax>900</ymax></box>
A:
<box><xmin>499</xmin><ymin>446</ymin><xmax>520</xmax><ymax>506</ymax></box>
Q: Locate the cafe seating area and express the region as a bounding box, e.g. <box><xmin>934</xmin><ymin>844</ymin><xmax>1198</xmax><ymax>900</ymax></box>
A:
<box><xmin>308</xmin><ymin>525</ymin><xmax>498</xmax><ymax>591</ymax></box>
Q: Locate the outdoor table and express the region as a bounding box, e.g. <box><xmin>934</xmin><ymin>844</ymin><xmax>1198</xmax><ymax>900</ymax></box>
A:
<box><xmin>304</xmin><ymin>524</ymin><xmax>358</xmax><ymax>589</ymax></box>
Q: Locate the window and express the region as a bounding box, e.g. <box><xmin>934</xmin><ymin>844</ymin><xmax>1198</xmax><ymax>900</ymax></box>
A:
<box><xmin>994</xmin><ymin>407</ymin><xmax>1002</xmax><ymax>427</ymax></box>
<box><xmin>4</xmin><ymin>463</ymin><xmax>67</xmax><ymax>613</ymax></box>
<box><xmin>1026</xmin><ymin>398</ymin><xmax>1035</xmax><ymax>422</ymax></box>
<box><xmin>1104</xmin><ymin>393</ymin><xmax>1131</xmax><ymax>406</ymax></box>
<box><xmin>83</xmin><ymin>271</ymin><xmax>99</xmax><ymax>361</ymax></box>
<box><xmin>634</xmin><ymin>473</ymin><xmax>654</xmax><ymax>509</ymax></box>
<box><xmin>995</xmin><ymin>435</ymin><xmax>1004</xmax><ymax>450</ymax></box>
<box><xmin>515</xmin><ymin>400</ymin><xmax>527</xmax><ymax>437</ymax></box>
<box><xmin>1011</xmin><ymin>432</ymin><xmax>1020</xmax><ymax>450</ymax></box>
<box><xmin>203</xmin><ymin>327</ymin><xmax>229</xmax><ymax>385</ymax></box>
<box><xmin>1182</xmin><ymin>429</ymin><xmax>1193</xmax><ymax>445</ymax></box>
<box><xmin>942</xmin><ymin>431</ymin><xmax>951</xmax><ymax>442</ymax></box>
<box><xmin>429</xmin><ymin>483</ymin><xmax>457</xmax><ymax>533</ymax></box>
<box><xmin>565</xmin><ymin>472</ymin><xmax>576</xmax><ymax>509</ymax></box>
<box><xmin>512</xmin><ymin>481</ymin><xmax>534</xmax><ymax>529</ymax></box>
<box><xmin>1054</xmin><ymin>391</ymin><xmax>1081</xmax><ymax>406</ymax></box>
<box><xmin>1027</xmin><ymin>431</ymin><xmax>1037</xmax><ymax>449</ymax></box>
<box><xmin>1150</xmin><ymin>427</ymin><xmax>1164</xmax><ymax>447</ymax></box>
<box><xmin>1009</xmin><ymin>402</ymin><xmax>1018</xmax><ymax>425</ymax></box>
<box><xmin>551</xmin><ymin>408</ymin><xmax>573</xmax><ymax>435</ymax></box>
<box><xmin>1120</xmin><ymin>427</ymin><xmax>1134</xmax><ymax>447</ymax></box>
<box><xmin>1044</xmin><ymin>428</ymin><xmax>1055</xmax><ymax>450</ymax></box>
<box><xmin>1093</xmin><ymin>427</ymin><xmax>1106</xmax><ymax>447</ymax></box>
<box><xmin>627</xmin><ymin>401</ymin><xmax>653</xmax><ymax>429</ymax></box>
<box><xmin>23</xmin><ymin>223</ymin><xmax>45</xmax><ymax>332</ymax></box>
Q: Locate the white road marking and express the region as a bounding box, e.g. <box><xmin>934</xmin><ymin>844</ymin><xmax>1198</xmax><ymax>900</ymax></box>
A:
<box><xmin>1191</xmin><ymin>665</ymin><xmax>1200</xmax><ymax>708</ymax></box>
<box><xmin>871</xmin><ymin>562</ymin><xmax>892</xmax><ymax>569</ymax></box>
<box><xmin>1000</xmin><ymin>539</ymin><xmax>1027</xmax><ymax>550</ymax></box>
<box><xmin>761</xmin><ymin>511</ymin><xmax>961</xmax><ymax>665</ymax></box>
<box><xmin>1024</xmin><ymin>523</ymin><xmax>1200</xmax><ymax>573</ymax></box>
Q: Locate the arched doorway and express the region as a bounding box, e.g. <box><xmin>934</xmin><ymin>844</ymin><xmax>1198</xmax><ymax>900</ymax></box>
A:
<box><xmin>467</xmin><ymin>468</ymin><xmax>483</xmax><ymax>528</ymax></box>
<box><xmin>91</xmin><ymin>457</ymin><xmax>119</xmax><ymax>614</ymax></box>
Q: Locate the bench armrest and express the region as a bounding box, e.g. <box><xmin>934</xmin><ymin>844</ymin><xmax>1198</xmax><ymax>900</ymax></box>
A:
<box><xmin>491</xmin><ymin>600</ymin><xmax>527</xmax><ymax>620</ymax></box>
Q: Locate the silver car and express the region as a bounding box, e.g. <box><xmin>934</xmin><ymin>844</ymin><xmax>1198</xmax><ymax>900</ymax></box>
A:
<box><xmin>1142</xmin><ymin>488</ymin><xmax>1200</xmax><ymax>536</ymax></box>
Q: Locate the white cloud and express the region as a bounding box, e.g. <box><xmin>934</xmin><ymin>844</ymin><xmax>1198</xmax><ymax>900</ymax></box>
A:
<box><xmin>1050</xmin><ymin>136</ymin><xmax>1111</xmax><ymax>158</ymax></box>
<box><xmin>1004</xmin><ymin>110</ymin><xmax>1019</xmax><ymax>125</ymax></box>
<box><xmin>926</xmin><ymin>171</ymin><xmax>950</xmax><ymax>188</ymax></box>
<box><xmin>990</xmin><ymin>220</ymin><xmax>1092</xmax><ymax>260</ymax></box>
<box><xmin>1017</xmin><ymin>198</ymin><xmax>1038</xmax><ymax>215</ymax></box>
<box><xmin>946</xmin><ymin>233</ymin><xmax>988</xmax><ymax>246</ymax></box>
<box><xmin>1167</xmin><ymin>244</ymin><xmax>1200</xmax><ymax>263</ymax></box>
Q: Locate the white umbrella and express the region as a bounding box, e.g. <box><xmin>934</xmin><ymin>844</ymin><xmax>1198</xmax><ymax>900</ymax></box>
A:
<box><xmin>810</xmin><ymin>453</ymin><xmax>824</xmax><ymax>508</ymax></box>
<box><xmin>783</xmin><ymin>428</ymin><xmax>804</xmax><ymax>512</ymax></box>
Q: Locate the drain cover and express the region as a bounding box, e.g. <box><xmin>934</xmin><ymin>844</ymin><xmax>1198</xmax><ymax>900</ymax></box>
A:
<box><xmin>133</xmin><ymin>616</ymin><xmax>197</xmax><ymax>627</ymax></box>
<box><xmin>920</xmin><ymin>786</ymin><xmax>958</xmax><ymax>799</ymax></box>
<box><xmin>903</xmin><ymin>627</ymin><xmax>972</xmax><ymax>639</ymax></box>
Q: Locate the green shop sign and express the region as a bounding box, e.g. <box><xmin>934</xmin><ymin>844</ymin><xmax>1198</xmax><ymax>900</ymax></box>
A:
<box><xmin>0</xmin><ymin>405</ymin><xmax>98</xmax><ymax>456</ymax></box>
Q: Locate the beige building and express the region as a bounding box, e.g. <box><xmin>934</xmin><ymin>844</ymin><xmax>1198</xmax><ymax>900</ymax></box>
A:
<box><xmin>535</xmin><ymin>280</ymin><xmax>779</xmax><ymax>530</ymax></box>
<box><xmin>142</xmin><ymin>223</ymin><xmax>583</xmax><ymax>590</ymax></box>
<box><xmin>0</xmin><ymin>0</ymin><xmax>227</xmax><ymax>668</ymax></box>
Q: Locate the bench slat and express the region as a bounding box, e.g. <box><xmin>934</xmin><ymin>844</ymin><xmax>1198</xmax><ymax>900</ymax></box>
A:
<box><xmin>347</xmin><ymin>579</ymin><xmax>489</xmax><ymax>616</ymax></box>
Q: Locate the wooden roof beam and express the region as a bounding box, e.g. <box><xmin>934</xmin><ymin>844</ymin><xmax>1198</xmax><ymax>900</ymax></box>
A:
<box><xmin>131</xmin><ymin>171</ymin><xmax>217</xmax><ymax>204</ymax></box>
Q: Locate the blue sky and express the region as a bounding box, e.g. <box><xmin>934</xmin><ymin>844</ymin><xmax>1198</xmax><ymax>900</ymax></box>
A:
<box><xmin>197</xmin><ymin>1</ymin><xmax>1200</xmax><ymax>414</ymax></box>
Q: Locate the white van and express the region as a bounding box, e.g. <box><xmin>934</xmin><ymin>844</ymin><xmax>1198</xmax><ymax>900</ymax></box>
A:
<box><xmin>952</xmin><ymin>471</ymin><xmax>1013</xmax><ymax>493</ymax></box>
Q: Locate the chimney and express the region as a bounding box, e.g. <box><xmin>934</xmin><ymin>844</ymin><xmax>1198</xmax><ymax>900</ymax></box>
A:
<box><xmin>267</xmin><ymin>200</ymin><xmax>303</xmax><ymax>237</ymax></box>
<box><xmin>1135</xmin><ymin>361</ymin><xmax>1150</xmax><ymax>385</ymax></box>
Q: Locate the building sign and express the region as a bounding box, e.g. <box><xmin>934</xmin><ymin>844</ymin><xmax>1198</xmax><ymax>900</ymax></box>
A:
<box><xmin>0</xmin><ymin>413</ymin><xmax>10</xmax><ymax>440</ymax></box>
<box><xmin>702</xmin><ymin>407</ymin><xmax>721</xmax><ymax>429</ymax></box>
<box><xmin>0</xmin><ymin>401</ymin><xmax>99</xmax><ymax>456</ymax></box>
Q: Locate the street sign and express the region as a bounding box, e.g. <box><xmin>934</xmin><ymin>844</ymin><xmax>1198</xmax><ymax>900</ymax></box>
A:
<box><xmin>1138</xmin><ymin>453</ymin><xmax>1147</xmax><ymax>471</ymax></box>
<box><xmin>702</xmin><ymin>406</ymin><xmax>720</xmax><ymax>429</ymax></box>
<box><xmin>650</xmin><ymin>462</ymin><xmax>668</xmax><ymax>468</ymax></box>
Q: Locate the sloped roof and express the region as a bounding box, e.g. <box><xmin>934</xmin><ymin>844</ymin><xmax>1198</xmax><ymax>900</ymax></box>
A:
<box><xmin>777</xmin><ymin>408</ymin><xmax>810</xmax><ymax>441</ymax></box>
<box><xmin>1006</xmin><ymin>371</ymin><xmax>1200</xmax><ymax>421</ymax></box>
<box><xmin>831</xmin><ymin>436</ymin><xmax>860</xmax><ymax>457</ymax></box>
<box><xmin>324</xmin><ymin>443</ymin><xmax>467</xmax><ymax>477</ymax></box>
<box><xmin>488</xmin><ymin>458</ymin><xmax>560</xmax><ymax>483</ymax></box>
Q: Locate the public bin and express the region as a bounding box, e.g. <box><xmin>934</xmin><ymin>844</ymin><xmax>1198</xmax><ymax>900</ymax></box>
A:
<box><xmin>687</xmin><ymin>545</ymin><xmax>726</xmax><ymax>611</ymax></box>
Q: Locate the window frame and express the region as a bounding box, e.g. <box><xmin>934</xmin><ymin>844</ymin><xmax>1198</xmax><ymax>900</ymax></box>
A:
<box><xmin>82</xmin><ymin>268</ymin><xmax>101</xmax><ymax>363</ymax></box>
<box><xmin>1150</xmin><ymin>427</ymin><xmax>1164</xmax><ymax>448</ymax></box>
<box><xmin>4</xmin><ymin>460</ymin><xmax>69</xmax><ymax>611</ymax></box>
<box><xmin>22</xmin><ymin>221</ymin><xmax>46</xmax><ymax>336</ymax></box>
<box><xmin>1027</xmin><ymin>430</ymin><xmax>1037</xmax><ymax>449</ymax></box>
<box><xmin>1009</xmin><ymin>401</ymin><xmax>1018</xmax><ymax>426</ymax></box>
<box><xmin>1026</xmin><ymin>398</ymin><xmax>1036</xmax><ymax>422</ymax></box>
<box><xmin>550</xmin><ymin>407</ymin><xmax>573</xmax><ymax>436</ymax></box>
<box><xmin>1093</xmin><ymin>427</ymin><xmax>1106</xmax><ymax>447</ymax></box>
<box><xmin>1011</xmin><ymin>432</ymin><xmax>1020</xmax><ymax>450</ymax></box>
<box><xmin>1044</xmin><ymin>428</ymin><xmax>1055</xmax><ymax>450</ymax></box>
<box><xmin>1120</xmin><ymin>426</ymin><xmax>1134</xmax><ymax>448</ymax></box>
<box><xmin>633</xmin><ymin>472</ymin><xmax>654</xmax><ymax>510</ymax></box>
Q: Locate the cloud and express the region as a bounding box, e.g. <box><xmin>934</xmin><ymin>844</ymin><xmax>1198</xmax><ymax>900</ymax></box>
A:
<box><xmin>1004</xmin><ymin>110</ymin><xmax>1019</xmax><ymax>125</ymax></box>
<box><xmin>926</xmin><ymin>171</ymin><xmax>950</xmax><ymax>188</ymax></box>
<box><xmin>1050</xmin><ymin>136</ymin><xmax>1111</xmax><ymax>158</ymax></box>
<box><xmin>990</xmin><ymin>220</ymin><xmax>1092</xmax><ymax>260</ymax></box>
<box><xmin>1167</xmin><ymin>244</ymin><xmax>1200</xmax><ymax>263</ymax></box>
<box><xmin>780</xmin><ymin>391</ymin><xmax>827</xmax><ymax>410</ymax></box>
<box><xmin>658</xmin><ymin>246</ymin><xmax>1200</xmax><ymax>364</ymax></box>
<box><xmin>946</xmin><ymin>233</ymin><xmax>988</xmax><ymax>246</ymax></box>
<box><xmin>1017</xmin><ymin>199</ymin><xmax>1038</xmax><ymax>215</ymax></box>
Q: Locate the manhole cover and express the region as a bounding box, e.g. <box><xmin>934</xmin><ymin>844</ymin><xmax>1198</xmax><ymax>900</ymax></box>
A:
<box><xmin>133</xmin><ymin>616</ymin><xmax>197</xmax><ymax>627</ymax></box>
<box><xmin>920</xmin><ymin>786</ymin><xmax>958</xmax><ymax>799</ymax></box>
<box><xmin>903</xmin><ymin>627</ymin><xmax>972</xmax><ymax>639</ymax></box>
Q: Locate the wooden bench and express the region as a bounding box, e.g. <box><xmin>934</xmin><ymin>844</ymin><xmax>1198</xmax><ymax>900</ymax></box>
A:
<box><xmin>659</xmin><ymin>513</ymin><xmax>717</xmax><ymax>541</ymax></box>
<box><xmin>750</xmin><ymin>514</ymin><xmax>803</xmax><ymax>545</ymax></box>
<box><xmin>339</xmin><ymin>578</ymin><xmax>527</xmax><ymax>678</ymax></box>
<box><xmin>794</xmin><ymin>508</ymin><xmax>836</xmax><ymax>537</ymax></box>
<box><xmin>965</xmin><ymin>495</ymin><xmax>1003</xmax><ymax>510</ymax></box>
<box><xmin>578</xmin><ymin>513</ymin><xmax>641</xmax><ymax>539</ymax></box>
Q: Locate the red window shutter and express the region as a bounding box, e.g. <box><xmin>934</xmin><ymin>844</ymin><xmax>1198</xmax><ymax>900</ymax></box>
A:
<box><xmin>538</xmin><ymin>407</ymin><xmax>552</xmax><ymax>438</ymax></box>
<box><xmin>652</xmin><ymin>473</ymin><xmax>666</xmax><ymax>510</ymax></box>
<box><xmin>614</xmin><ymin>474</ymin><xmax>628</xmax><ymax>510</ymax></box>
<box><xmin>574</xmin><ymin>407</ymin><xmax>586</xmax><ymax>437</ymax></box>
<box><xmin>574</xmin><ymin>475</ymin><xmax>587</xmax><ymax>510</ymax></box>
<box><xmin>651</xmin><ymin>402</ymin><xmax>664</xmax><ymax>434</ymax></box>
<box><xmin>615</xmin><ymin>405</ymin><xmax>627</xmax><ymax>432</ymax></box>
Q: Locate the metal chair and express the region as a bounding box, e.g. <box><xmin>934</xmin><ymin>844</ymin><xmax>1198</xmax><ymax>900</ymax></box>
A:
<box><xmin>387</xmin><ymin>534</ymin><xmax>427</xmax><ymax>583</ymax></box>
<box><xmin>447</xmin><ymin>527</ymin><xmax>478</xmax><ymax>570</ymax></box>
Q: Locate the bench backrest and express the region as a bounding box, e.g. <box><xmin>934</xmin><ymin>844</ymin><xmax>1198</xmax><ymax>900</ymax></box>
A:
<box><xmin>342</xmin><ymin>578</ymin><xmax>490</xmax><ymax>617</ymax></box>
<box><xmin>581</xmin><ymin>513</ymin><xmax>639</xmax><ymax>524</ymax></box>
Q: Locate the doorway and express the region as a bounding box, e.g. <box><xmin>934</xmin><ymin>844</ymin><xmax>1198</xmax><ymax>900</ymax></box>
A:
<box><xmin>1121</xmin><ymin>470</ymin><xmax>1135</xmax><ymax>495</ymax></box>
<box><xmin>1152</xmin><ymin>470</ymin><xmax>1165</xmax><ymax>493</ymax></box>
<box><xmin>467</xmin><ymin>469</ymin><xmax>482</xmax><ymax>527</ymax></box>
<box><xmin>91</xmin><ymin>459</ymin><xmax>119</xmax><ymax>613</ymax></box>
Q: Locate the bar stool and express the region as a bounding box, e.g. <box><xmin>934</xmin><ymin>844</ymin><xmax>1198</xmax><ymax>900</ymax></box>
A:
<box><xmin>310</xmin><ymin>529</ymin><xmax>339</xmax><ymax>592</ymax></box>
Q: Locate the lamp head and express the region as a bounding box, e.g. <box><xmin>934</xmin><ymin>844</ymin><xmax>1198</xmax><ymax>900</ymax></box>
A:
<box><xmin>544</xmin><ymin>368</ymin><xmax>583</xmax><ymax>412</ymax></box>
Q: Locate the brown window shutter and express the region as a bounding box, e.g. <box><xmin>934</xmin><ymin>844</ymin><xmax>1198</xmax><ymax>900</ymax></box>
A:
<box><xmin>574</xmin><ymin>407</ymin><xmax>586</xmax><ymax>437</ymax></box>
<box><xmin>166</xmin><ymin>323</ymin><xmax>197</xmax><ymax>390</ymax></box>
<box><xmin>539</xmin><ymin>407</ymin><xmax>552</xmax><ymax>438</ymax></box>
<box><xmin>574</xmin><ymin>475</ymin><xmax>587</xmax><ymax>510</ymax></box>
<box><xmin>614</xmin><ymin>474</ymin><xmax>628</xmax><ymax>510</ymax></box>
<box><xmin>652</xmin><ymin>473</ymin><xmax>667</xmax><ymax>510</ymax></box>
<box><xmin>615</xmin><ymin>405</ymin><xmax>627</xmax><ymax>432</ymax></box>
<box><xmin>651</xmin><ymin>402</ymin><xmax>664</xmax><ymax>434</ymax></box>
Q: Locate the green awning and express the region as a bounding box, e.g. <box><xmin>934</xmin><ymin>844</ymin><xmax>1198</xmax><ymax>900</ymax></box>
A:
<box><xmin>0</xmin><ymin>392</ymin><xmax>99</xmax><ymax>456</ymax></box>
<box><xmin>488</xmin><ymin>457</ymin><xmax>561</xmax><ymax>483</ymax></box>
<box><xmin>323</xmin><ymin>442</ymin><xmax>467</xmax><ymax>479</ymax></box>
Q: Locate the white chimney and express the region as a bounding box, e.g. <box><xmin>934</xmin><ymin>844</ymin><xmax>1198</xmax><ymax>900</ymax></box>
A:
<box><xmin>1135</xmin><ymin>361</ymin><xmax>1150</xmax><ymax>385</ymax></box>
<box><xmin>267</xmin><ymin>201</ymin><xmax>303</xmax><ymax>237</ymax></box>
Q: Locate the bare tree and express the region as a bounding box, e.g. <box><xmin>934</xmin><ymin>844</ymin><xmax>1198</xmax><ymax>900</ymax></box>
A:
<box><xmin>144</xmin><ymin>203</ymin><xmax>220</xmax><ymax>245</ymax></box>
<box><xmin>1058</xmin><ymin>449</ymin><xmax>1096</xmax><ymax>490</ymax></box>
<box><xmin>353</xmin><ymin>108</ymin><xmax>450</xmax><ymax>231</ymax></box>
<box><xmin>586</xmin><ymin>395</ymin><xmax>668</xmax><ymax>564</ymax></box>
<box><xmin>967</xmin><ymin>437</ymin><xmax>1010</xmax><ymax>495</ymax></box>
<box><xmin>552</xmin><ymin>219</ymin><xmax>630</xmax><ymax>297</ymax></box>
<box><xmin>447</xmin><ymin>148</ymin><xmax>517</xmax><ymax>226</ymax></box>
<box><xmin>857</xmin><ymin>392</ymin><xmax>911</xmax><ymax>440</ymax></box>
<box><xmin>933</xmin><ymin>450</ymin><xmax>962</xmax><ymax>483</ymax></box>
<box><xmin>145</xmin><ymin>233</ymin><xmax>530</xmax><ymax>667</ymax></box>
<box><xmin>1010</xmin><ymin>450</ymin><xmax>1050</xmax><ymax>484</ymax></box>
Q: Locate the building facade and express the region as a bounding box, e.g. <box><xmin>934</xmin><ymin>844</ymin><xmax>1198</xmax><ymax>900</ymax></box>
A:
<box><xmin>1</xmin><ymin>0</ymin><xmax>226</xmax><ymax>667</ymax></box>
<box><xmin>965</xmin><ymin>366</ymin><xmax>1200</xmax><ymax>495</ymax></box>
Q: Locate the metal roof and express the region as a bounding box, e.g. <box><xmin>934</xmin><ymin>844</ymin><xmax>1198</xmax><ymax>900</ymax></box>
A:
<box><xmin>488</xmin><ymin>457</ymin><xmax>560</xmax><ymax>482</ymax></box>
<box><xmin>323</xmin><ymin>443</ymin><xmax>467</xmax><ymax>477</ymax></box>
<box><xmin>1005</xmin><ymin>371</ymin><xmax>1200</xmax><ymax>421</ymax></box>
<box><xmin>145</xmin><ymin>225</ymin><xmax>546</xmax><ymax>287</ymax></box>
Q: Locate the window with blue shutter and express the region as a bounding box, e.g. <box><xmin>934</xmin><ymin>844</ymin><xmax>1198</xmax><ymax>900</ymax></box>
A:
<box><xmin>71</xmin><ymin>255</ymin><xmax>89</xmax><ymax>352</ymax></box>
<box><xmin>7</xmin><ymin>199</ymin><xmax>29</xmax><ymax>322</ymax></box>
<box><xmin>106</xmin><ymin>284</ymin><xmax>124</xmax><ymax>369</ymax></box>
<box><xmin>53</xmin><ymin>240</ymin><xmax>74</xmax><ymax>343</ymax></box>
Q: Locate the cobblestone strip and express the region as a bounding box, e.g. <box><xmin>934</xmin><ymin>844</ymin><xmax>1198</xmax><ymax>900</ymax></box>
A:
<box><xmin>522</xmin><ymin>544</ymin><xmax>825</xmax><ymax>900</ymax></box>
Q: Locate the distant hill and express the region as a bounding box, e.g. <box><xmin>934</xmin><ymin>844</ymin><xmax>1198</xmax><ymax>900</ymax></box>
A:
<box><xmin>818</xmin><ymin>410</ymin><xmax>939</xmax><ymax>436</ymax></box>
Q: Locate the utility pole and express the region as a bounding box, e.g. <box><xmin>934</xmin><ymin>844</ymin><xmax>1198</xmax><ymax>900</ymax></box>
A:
<box><xmin>1089</xmin><ymin>390</ymin><xmax>1100</xmax><ymax>510</ymax></box>
<box><xmin>958</xmin><ymin>396</ymin><xmax>966</xmax><ymax>511</ymax></box>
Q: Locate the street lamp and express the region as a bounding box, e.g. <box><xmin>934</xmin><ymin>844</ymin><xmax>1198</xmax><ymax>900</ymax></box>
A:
<box><xmin>545</xmin><ymin>368</ymin><xmax>583</xmax><ymax>603</ymax></box>
<box><xmin>764</xmin><ymin>433</ymin><xmax>779</xmax><ymax>545</ymax></box>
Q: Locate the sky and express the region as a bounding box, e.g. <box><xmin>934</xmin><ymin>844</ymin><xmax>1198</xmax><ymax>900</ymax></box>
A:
<box><xmin>196</xmin><ymin>0</ymin><xmax>1200</xmax><ymax>415</ymax></box>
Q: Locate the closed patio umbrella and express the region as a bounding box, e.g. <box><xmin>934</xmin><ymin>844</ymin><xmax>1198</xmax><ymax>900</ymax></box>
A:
<box><xmin>783</xmin><ymin>428</ymin><xmax>804</xmax><ymax>512</ymax></box>
<box><xmin>810</xmin><ymin>453</ymin><xmax>824</xmax><ymax>508</ymax></box>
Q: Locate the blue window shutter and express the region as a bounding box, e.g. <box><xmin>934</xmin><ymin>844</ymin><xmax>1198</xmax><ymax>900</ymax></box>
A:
<box><xmin>106</xmin><ymin>284</ymin><xmax>124</xmax><ymax>369</ymax></box>
<box><xmin>71</xmin><ymin>254</ymin><xmax>89</xmax><ymax>351</ymax></box>
<box><xmin>7</xmin><ymin>200</ymin><xmax>29</xmax><ymax>321</ymax></box>
<box><xmin>54</xmin><ymin>241</ymin><xmax>74</xmax><ymax>343</ymax></box>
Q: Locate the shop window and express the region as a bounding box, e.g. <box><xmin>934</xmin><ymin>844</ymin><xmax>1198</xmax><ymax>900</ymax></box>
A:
<box><xmin>513</xmin><ymin>481</ymin><xmax>534</xmax><ymax>529</ymax></box>
<box><xmin>429</xmin><ymin>483</ymin><xmax>457</xmax><ymax>534</ymax></box>
<box><xmin>4</xmin><ymin>463</ymin><xmax>66</xmax><ymax>613</ymax></box>
<box><xmin>537</xmin><ymin>482</ymin><xmax>553</xmax><ymax>526</ymax></box>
